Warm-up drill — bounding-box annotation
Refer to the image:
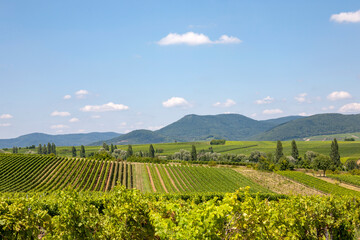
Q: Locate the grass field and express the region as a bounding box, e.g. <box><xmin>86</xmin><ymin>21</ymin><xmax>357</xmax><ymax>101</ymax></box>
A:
<box><xmin>0</xmin><ymin>154</ymin><xmax>270</xmax><ymax>194</ymax></box>
<box><xmin>14</xmin><ymin>140</ymin><xmax>360</xmax><ymax>162</ymax></box>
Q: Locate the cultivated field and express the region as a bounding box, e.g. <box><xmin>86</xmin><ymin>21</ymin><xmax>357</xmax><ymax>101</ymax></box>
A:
<box><xmin>0</xmin><ymin>154</ymin><xmax>270</xmax><ymax>194</ymax></box>
<box><xmin>278</xmin><ymin>171</ymin><xmax>360</xmax><ymax>197</ymax></box>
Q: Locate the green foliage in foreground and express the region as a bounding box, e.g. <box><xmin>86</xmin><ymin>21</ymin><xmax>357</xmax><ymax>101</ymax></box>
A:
<box><xmin>1</xmin><ymin>186</ymin><xmax>360</xmax><ymax>239</ymax></box>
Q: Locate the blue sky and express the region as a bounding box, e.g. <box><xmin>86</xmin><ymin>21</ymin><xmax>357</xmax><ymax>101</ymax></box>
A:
<box><xmin>0</xmin><ymin>1</ymin><xmax>360</xmax><ymax>138</ymax></box>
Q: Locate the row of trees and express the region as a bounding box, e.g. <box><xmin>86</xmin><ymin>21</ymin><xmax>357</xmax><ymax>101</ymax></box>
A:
<box><xmin>37</xmin><ymin>143</ymin><xmax>57</xmax><ymax>155</ymax></box>
<box><xmin>256</xmin><ymin>139</ymin><xmax>345</xmax><ymax>174</ymax></box>
<box><xmin>71</xmin><ymin>145</ymin><xmax>86</xmax><ymax>158</ymax></box>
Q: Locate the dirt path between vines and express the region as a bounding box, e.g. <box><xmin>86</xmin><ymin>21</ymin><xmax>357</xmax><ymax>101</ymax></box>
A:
<box><xmin>146</xmin><ymin>165</ymin><xmax>157</xmax><ymax>192</ymax></box>
<box><xmin>164</xmin><ymin>166</ymin><xmax>179</xmax><ymax>192</ymax></box>
<box><xmin>155</xmin><ymin>165</ymin><xmax>168</xmax><ymax>193</ymax></box>
<box><xmin>235</xmin><ymin>167</ymin><xmax>323</xmax><ymax>196</ymax></box>
<box><xmin>105</xmin><ymin>162</ymin><xmax>114</xmax><ymax>191</ymax></box>
<box><xmin>305</xmin><ymin>173</ymin><xmax>360</xmax><ymax>192</ymax></box>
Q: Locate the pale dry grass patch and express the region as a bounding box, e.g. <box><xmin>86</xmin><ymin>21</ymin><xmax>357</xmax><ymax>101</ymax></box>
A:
<box><xmin>234</xmin><ymin>167</ymin><xmax>324</xmax><ymax>196</ymax></box>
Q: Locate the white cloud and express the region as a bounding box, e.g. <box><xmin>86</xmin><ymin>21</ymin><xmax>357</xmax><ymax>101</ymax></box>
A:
<box><xmin>322</xmin><ymin>105</ymin><xmax>335</xmax><ymax>111</ymax></box>
<box><xmin>327</xmin><ymin>91</ymin><xmax>352</xmax><ymax>101</ymax></box>
<box><xmin>147</xmin><ymin>125</ymin><xmax>164</xmax><ymax>131</ymax></box>
<box><xmin>80</xmin><ymin>102</ymin><xmax>129</xmax><ymax>112</ymax></box>
<box><xmin>157</xmin><ymin>32</ymin><xmax>241</xmax><ymax>46</ymax></box>
<box><xmin>0</xmin><ymin>123</ymin><xmax>11</xmax><ymax>127</ymax></box>
<box><xmin>330</xmin><ymin>10</ymin><xmax>360</xmax><ymax>23</ymax></box>
<box><xmin>75</xmin><ymin>89</ymin><xmax>89</xmax><ymax>98</ymax></box>
<box><xmin>91</xmin><ymin>115</ymin><xmax>101</xmax><ymax>119</ymax></box>
<box><xmin>162</xmin><ymin>97</ymin><xmax>191</xmax><ymax>108</ymax></box>
<box><xmin>50</xmin><ymin>124</ymin><xmax>69</xmax><ymax>129</ymax></box>
<box><xmin>214</xmin><ymin>35</ymin><xmax>242</xmax><ymax>44</ymax></box>
<box><xmin>339</xmin><ymin>103</ymin><xmax>360</xmax><ymax>113</ymax></box>
<box><xmin>251</xmin><ymin>113</ymin><xmax>257</xmax><ymax>118</ymax></box>
<box><xmin>213</xmin><ymin>99</ymin><xmax>236</xmax><ymax>107</ymax></box>
<box><xmin>69</xmin><ymin>118</ymin><xmax>79</xmax><ymax>123</ymax></box>
<box><xmin>255</xmin><ymin>96</ymin><xmax>274</xmax><ymax>104</ymax></box>
<box><xmin>51</xmin><ymin>111</ymin><xmax>71</xmax><ymax>117</ymax></box>
<box><xmin>263</xmin><ymin>109</ymin><xmax>283</xmax><ymax>115</ymax></box>
<box><xmin>77</xmin><ymin>129</ymin><xmax>86</xmax><ymax>133</ymax></box>
<box><xmin>294</xmin><ymin>93</ymin><xmax>309</xmax><ymax>103</ymax></box>
<box><xmin>63</xmin><ymin>95</ymin><xmax>71</xmax><ymax>100</ymax></box>
<box><xmin>0</xmin><ymin>114</ymin><xmax>13</xmax><ymax>119</ymax></box>
<box><xmin>298</xmin><ymin>112</ymin><xmax>308</xmax><ymax>116</ymax></box>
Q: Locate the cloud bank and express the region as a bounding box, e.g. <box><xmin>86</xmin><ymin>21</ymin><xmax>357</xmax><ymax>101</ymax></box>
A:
<box><xmin>157</xmin><ymin>32</ymin><xmax>241</xmax><ymax>46</ymax></box>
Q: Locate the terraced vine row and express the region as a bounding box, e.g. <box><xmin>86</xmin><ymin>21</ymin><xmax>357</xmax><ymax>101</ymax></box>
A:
<box><xmin>0</xmin><ymin>154</ymin><xmax>135</xmax><ymax>192</ymax></box>
<box><xmin>144</xmin><ymin>164</ymin><xmax>272</xmax><ymax>193</ymax></box>
<box><xmin>0</xmin><ymin>154</ymin><xmax>269</xmax><ymax>193</ymax></box>
<box><xmin>278</xmin><ymin>171</ymin><xmax>360</xmax><ymax>197</ymax></box>
<box><xmin>327</xmin><ymin>174</ymin><xmax>360</xmax><ymax>188</ymax></box>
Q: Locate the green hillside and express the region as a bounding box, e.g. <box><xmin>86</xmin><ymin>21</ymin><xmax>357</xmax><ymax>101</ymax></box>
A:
<box><xmin>98</xmin><ymin>114</ymin><xmax>296</xmax><ymax>145</ymax></box>
<box><xmin>92</xmin><ymin>130</ymin><xmax>171</xmax><ymax>146</ymax></box>
<box><xmin>0</xmin><ymin>132</ymin><xmax>121</xmax><ymax>148</ymax></box>
<box><xmin>253</xmin><ymin>113</ymin><xmax>360</xmax><ymax>141</ymax></box>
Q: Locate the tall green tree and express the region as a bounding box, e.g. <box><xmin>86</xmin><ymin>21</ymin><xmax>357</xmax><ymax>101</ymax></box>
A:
<box><xmin>103</xmin><ymin>142</ymin><xmax>109</xmax><ymax>151</ymax></box>
<box><xmin>149</xmin><ymin>144</ymin><xmax>155</xmax><ymax>158</ymax></box>
<box><xmin>330</xmin><ymin>138</ymin><xmax>341</xmax><ymax>168</ymax></box>
<box><xmin>127</xmin><ymin>145</ymin><xmax>133</xmax><ymax>157</ymax></box>
<box><xmin>291</xmin><ymin>140</ymin><xmax>299</xmax><ymax>160</ymax></box>
<box><xmin>110</xmin><ymin>144</ymin><xmax>114</xmax><ymax>153</ymax></box>
<box><xmin>80</xmin><ymin>145</ymin><xmax>86</xmax><ymax>158</ymax></box>
<box><xmin>191</xmin><ymin>145</ymin><xmax>197</xmax><ymax>161</ymax></box>
<box><xmin>72</xmin><ymin>146</ymin><xmax>77</xmax><ymax>157</ymax></box>
<box><xmin>43</xmin><ymin>144</ymin><xmax>47</xmax><ymax>154</ymax></box>
<box><xmin>38</xmin><ymin>144</ymin><xmax>42</xmax><ymax>154</ymax></box>
<box><xmin>47</xmin><ymin>142</ymin><xmax>51</xmax><ymax>154</ymax></box>
<box><xmin>52</xmin><ymin>143</ymin><xmax>56</xmax><ymax>155</ymax></box>
<box><xmin>274</xmin><ymin>140</ymin><xmax>283</xmax><ymax>163</ymax></box>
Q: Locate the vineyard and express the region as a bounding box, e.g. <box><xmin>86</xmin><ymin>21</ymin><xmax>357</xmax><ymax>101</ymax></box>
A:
<box><xmin>278</xmin><ymin>171</ymin><xmax>360</xmax><ymax>197</ymax></box>
<box><xmin>327</xmin><ymin>174</ymin><xmax>360</xmax><ymax>188</ymax></box>
<box><xmin>0</xmin><ymin>154</ymin><xmax>269</xmax><ymax>193</ymax></box>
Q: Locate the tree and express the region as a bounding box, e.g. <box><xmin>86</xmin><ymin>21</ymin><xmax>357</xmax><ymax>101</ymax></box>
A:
<box><xmin>149</xmin><ymin>144</ymin><xmax>155</xmax><ymax>158</ymax></box>
<box><xmin>43</xmin><ymin>144</ymin><xmax>47</xmax><ymax>154</ymax></box>
<box><xmin>191</xmin><ymin>145</ymin><xmax>197</xmax><ymax>161</ymax></box>
<box><xmin>12</xmin><ymin>147</ymin><xmax>18</xmax><ymax>154</ymax></box>
<box><xmin>312</xmin><ymin>154</ymin><xmax>332</xmax><ymax>176</ymax></box>
<box><xmin>52</xmin><ymin>143</ymin><xmax>56</xmax><ymax>155</ymax></box>
<box><xmin>345</xmin><ymin>158</ymin><xmax>359</xmax><ymax>171</ymax></box>
<box><xmin>291</xmin><ymin>140</ymin><xmax>299</xmax><ymax>160</ymax></box>
<box><xmin>38</xmin><ymin>144</ymin><xmax>42</xmax><ymax>154</ymax></box>
<box><xmin>330</xmin><ymin>138</ymin><xmax>341</xmax><ymax>168</ymax></box>
<box><xmin>71</xmin><ymin>146</ymin><xmax>76</xmax><ymax>157</ymax></box>
<box><xmin>127</xmin><ymin>145</ymin><xmax>133</xmax><ymax>157</ymax></box>
<box><xmin>274</xmin><ymin>141</ymin><xmax>284</xmax><ymax>163</ymax></box>
<box><xmin>47</xmin><ymin>142</ymin><xmax>52</xmax><ymax>154</ymax></box>
<box><xmin>110</xmin><ymin>144</ymin><xmax>114</xmax><ymax>153</ymax></box>
<box><xmin>279</xmin><ymin>157</ymin><xmax>290</xmax><ymax>171</ymax></box>
<box><xmin>80</xmin><ymin>145</ymin><xmax>86</xmax><ymax>158</ymax></box>
<box><xmin>103</xmin><ymin>142</ymin><xmax>109</xmax><ymax>151</ymax></box>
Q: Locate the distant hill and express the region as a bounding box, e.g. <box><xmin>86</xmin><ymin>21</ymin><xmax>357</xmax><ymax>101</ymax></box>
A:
<box><xmin>91</xmin><ymin>130</ymin><xmax>170</xmax><ymax>146</ymax></box>
<box><xmin>261</xmin><ymin>116</ymin><xmax>303</xmax><ymax>126</ymax></box>
<box><xmin>96</xmin><ymin>114</ymin><xmax>301</xmax><ymax>145</ymax></box>
<box><xmin>156</xmin><ymin>114</ymin><xmax>274</xmax><ymax>142</ymax></box>
<box><xmin>253</xmin><ymin>114</ymin><xmax>360</xmax><ymax>141</ymax></box>
<box><xmin>0</xmin><ymin>132</ymin><xmax>121</xmax><ymax>148</ymax></box>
